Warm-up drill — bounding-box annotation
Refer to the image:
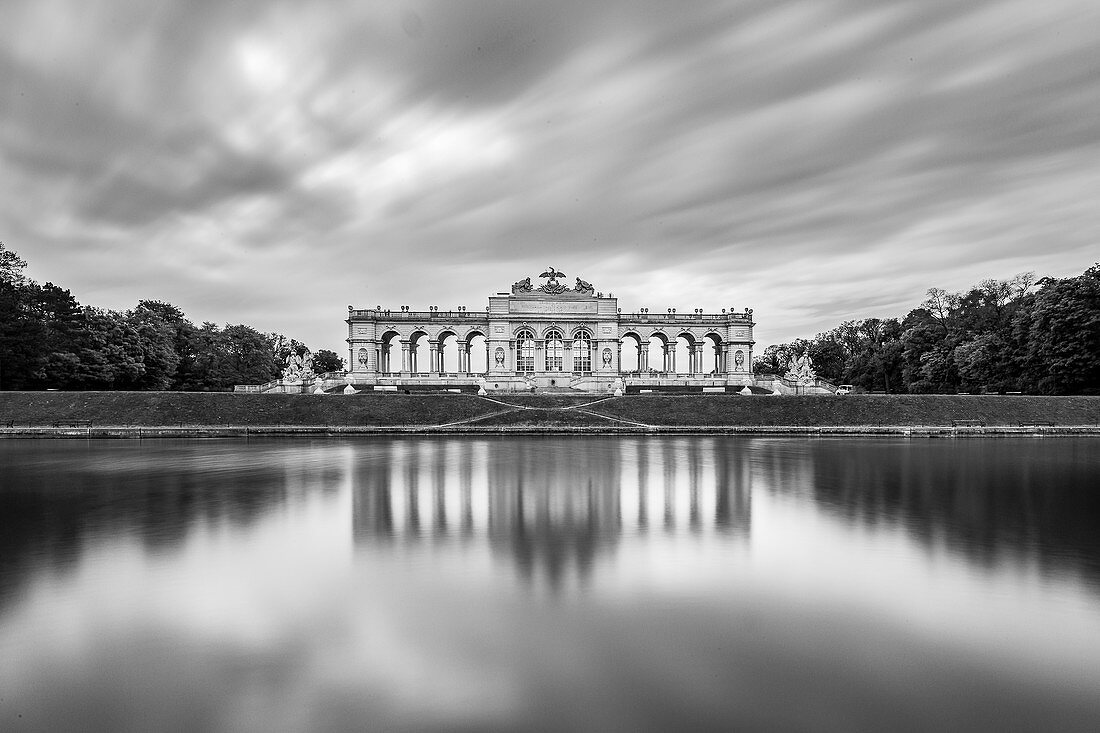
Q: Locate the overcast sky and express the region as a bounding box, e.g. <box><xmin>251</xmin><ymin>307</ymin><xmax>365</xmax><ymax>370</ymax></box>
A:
<box><xmin>3</xmin><ymin>0</ymin><xmax>1098</xmax><ymax>354</ymax></box>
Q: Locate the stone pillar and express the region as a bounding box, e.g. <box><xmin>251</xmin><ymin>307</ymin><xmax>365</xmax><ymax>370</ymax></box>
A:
<box><xmin>456</xmin><ymin>340</ymin><xmax>467</xmax><ymax>374</ymax></box>
<box><xmin>400</xmin><ymin>341</ymin><xmax>411</xmax><ymax>374</ymax></box>
<box><xmin>428</xmin><ymin>341</ymin><xmax>440</xmax><ymax>374</ymax></box>
<box><xmin>615</xmin><ymin>341</ymin><xmax>622</xmax><ymax>374</ymax></box>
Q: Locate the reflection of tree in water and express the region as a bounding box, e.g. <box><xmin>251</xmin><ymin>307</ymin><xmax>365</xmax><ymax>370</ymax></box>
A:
<box><xmin>0</xmin><ymin>442</ymin><xmax>345</xmax><ymax>613</ymax></box>
<box><xmin>801</xmin><ymin>438</ymin><xmax>1100</xmax><ymax>582</ymax></box>
<box><xmin>350</xmin><ymin>437</ymin><xmax>754</xmax><ymax>591</ymax></box>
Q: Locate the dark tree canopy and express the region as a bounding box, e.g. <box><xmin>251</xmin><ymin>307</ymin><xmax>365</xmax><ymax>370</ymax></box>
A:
<box><xmin>755</xmin><ymin>266</ymin><xmax>1100</xmax><ymax>394</ymax></box>
<box><xmin>0</xmin><ymin>243</ymin><xmax>344</xmax><ymax>391</ymax></box>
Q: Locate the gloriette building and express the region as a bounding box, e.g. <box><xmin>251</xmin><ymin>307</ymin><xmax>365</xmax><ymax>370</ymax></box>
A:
<box><xmin>346</xmin><ymin>268</ymin><xmax>756</xmax><ymax>392</ymax></box>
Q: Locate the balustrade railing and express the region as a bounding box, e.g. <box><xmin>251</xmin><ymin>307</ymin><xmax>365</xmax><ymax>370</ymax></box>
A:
<box><xmin>620</xmin><ymin>312</ymin><xmax>751</xmax><ymax>322</ymax></box>
<box><xmin>348</xmin><ymin>309</ymin><xmax>488</xmax><ymax>319</ymax></box>
<box><xmin>349</xmin><ymin>309</ymin><xmax>751</xmax><ymax>321</ymax></box>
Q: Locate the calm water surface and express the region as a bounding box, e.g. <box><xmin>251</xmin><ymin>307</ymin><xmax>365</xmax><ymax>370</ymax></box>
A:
<box><xmin>1</xmin><ymin>436</ymin><xmax>1098</xmax><ymax>732</ymax></box>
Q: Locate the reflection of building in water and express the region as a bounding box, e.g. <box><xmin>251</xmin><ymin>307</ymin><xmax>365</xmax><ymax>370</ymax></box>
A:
<box><xmin>350</xmin><ymin>437</ymin><xmax>753</xmax><ymax>583</ymax></box>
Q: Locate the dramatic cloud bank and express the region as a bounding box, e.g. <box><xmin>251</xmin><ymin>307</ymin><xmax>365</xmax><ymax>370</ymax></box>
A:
<box><xmin>3</xmin><ymin>0</ymin><xmax>1098</xmax><ymax>351</ymax></box>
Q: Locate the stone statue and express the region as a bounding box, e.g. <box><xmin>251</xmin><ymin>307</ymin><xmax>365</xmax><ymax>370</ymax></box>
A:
<box><xmin>574</xmin><ymin>277</ymin><xmax>595</xmax><ymax>295</ymax></box>
<box><xmin>783</xmin><ymin>353</ymin><xmax>816</xmax><ymax>385</ymax></box>
<box><xmin>537</xmin><ymin>266</ymin><xmax>568</xmax><ymax>294</ymax></box>
<box><xmin>539</xmin><ymin>266</ymin><xmax>566</xmax><ymax>285</ymax></box>
<box><xmin>282</xmin><ymin>349</ymin><xmax>316</xmax><ymax>384</ymax></box>
<box><xmin>511</xmin><ymin>277</ymin><xmax>532</xmax><ymax>294</ymax></box>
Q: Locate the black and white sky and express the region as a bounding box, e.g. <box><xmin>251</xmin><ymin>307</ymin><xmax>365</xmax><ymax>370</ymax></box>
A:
<box><xmin>3</xmin><ymin>0</ymin><xmax>1098</xmax><ymax>352</ymax></box>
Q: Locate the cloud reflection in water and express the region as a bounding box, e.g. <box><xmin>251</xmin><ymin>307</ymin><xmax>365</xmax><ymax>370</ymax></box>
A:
<box><xmin>0</xmin><ymin>437</ymin><xmax>1098</xmax><ymax>732</ymax></box>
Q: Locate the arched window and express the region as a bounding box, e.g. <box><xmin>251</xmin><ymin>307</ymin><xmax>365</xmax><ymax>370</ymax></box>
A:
<box><xmin>516</xmin><ymin>329</ymin><xmax>535</xmax><ymax>372</ymax></box>
<box><xmin>545</xmin><ymin>330</ymin><xmax>564</xmax><ymax>371</ymax></box>
<box><xmin>572</xmin><ymin>330</ymin><xmax>592</xmax><ymax>372</ymax></box>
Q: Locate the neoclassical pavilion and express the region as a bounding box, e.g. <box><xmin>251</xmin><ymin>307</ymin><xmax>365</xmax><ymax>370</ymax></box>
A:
<box><xmin>346</xmin><ymin>269</ymin><xmax>755</xmax><ymax>392</ymax></box>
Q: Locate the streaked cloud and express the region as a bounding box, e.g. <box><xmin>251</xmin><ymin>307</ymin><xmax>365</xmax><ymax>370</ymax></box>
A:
<box><xmin>2</xmin><ymin>0</ymin><xmax>1098</xmax><ymax>350</ymax></box>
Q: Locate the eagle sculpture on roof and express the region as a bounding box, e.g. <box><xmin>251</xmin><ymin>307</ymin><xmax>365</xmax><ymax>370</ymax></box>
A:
<box><xmin>539</xmin><ymin>267</ymin><xmax>566</xmax><ymax>286</ymax></box>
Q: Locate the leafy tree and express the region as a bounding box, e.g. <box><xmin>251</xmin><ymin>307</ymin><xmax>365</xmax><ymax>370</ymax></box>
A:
<box><xmin>1016</xmin><ymin>265</ymin><xmax>1100</xmax><ymax>394</ymax></box>
<box><xmin>0</xmin><ymin>280</ymin><xmax>47</xmax><ymax>389</ymax></box>
<box><xmin>209</xmin><ymin>324</ymin><xmax>278</xmax><ymax>389</ymax></box>
<box><xmin>752</xmin><ymin>340</ymin><xmax>809</xmax><ymax>375</ymax></box>
<box><xmin>126</xmin><ymin>304</ymin><xmax>181</xmax><ymax>390</ymax></box>
<box><xmin>311</xmin><ymin>349</ymin><xmax>344</xmax><ymax>374</ymax></box>
<box><xmin>132</xmin><ymin>301</ymin><xmax>197</xmax><ymax>390</ymax></box>
<box><xmin>176</xmin><ymin>322</ymin><xmax>222</xmax><ymax>391</ymax></box>
<box><xmin>66</xmin><ymin>308</ymin><xmax>146</xmax><ymax>389</ymax></box>
<box><xmin>29</xmin><ymin>283</ymin><xmax>84</xmax><ymax>389</ymax></box>
<box><xmin>0</xmin><ymin>241</ymin><xmax>28</xmax><ymax>286</ymax></box>
<box><xmin>807</xmin><ymin>335</ymin><xmax>846</xmax><ymax>384</ymax></box>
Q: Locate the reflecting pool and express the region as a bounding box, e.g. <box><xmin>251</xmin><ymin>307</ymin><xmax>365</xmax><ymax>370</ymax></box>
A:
<box><xmin>1</xmin><ymin>437</ymin><xmax>1099</xmax><ymax>731</ymax></box>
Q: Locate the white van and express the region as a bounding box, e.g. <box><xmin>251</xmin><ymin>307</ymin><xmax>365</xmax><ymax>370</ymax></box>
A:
<box><xmin>835</xmin><ymin>385</ymin><xmax>854</xmax><ymax>395</ymax></box>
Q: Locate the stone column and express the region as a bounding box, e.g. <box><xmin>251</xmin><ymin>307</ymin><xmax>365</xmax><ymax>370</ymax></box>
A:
<box><xmin>615</xmin><ymin>341</ymin><xmax>622</xmax><ymax>374</ymax></box>
<box><xmin>428</xmin><ymin>341</ymin><xmax>439</xmax><ymax>374</ymax></box>
<box><xmin>400</xmin><ymin>341</ymin><xmax>411</xmax><ymax>374</ymax></box>
<box><xmin>456</xmin><ymin>340</ymin><xmax>467</xmax><ymax>374</ymax></box>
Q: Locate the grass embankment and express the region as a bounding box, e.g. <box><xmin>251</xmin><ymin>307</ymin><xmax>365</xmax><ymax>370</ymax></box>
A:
<box><xmin>0</xmin><ymin>392</ymin><xmax>1098</xmax><ymax>431</ymax></box>
<box><xmin>0</xmin><ymin>391</ymin><xmax>491</xmax><ymax>427</ymax></box>
<box><xmin>593</xmin><ymin>394</ymin><xmax>1100</xmax><ymax>427</ymax></box>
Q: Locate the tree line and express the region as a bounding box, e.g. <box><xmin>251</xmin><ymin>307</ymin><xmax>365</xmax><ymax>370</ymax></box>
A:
<box><xmin>754</xmin><ymin>264</ymin><xmax>1100</xmax><ymax>395</ymax></box>
<box><xmin>0</xmin><ymin>242</ymin><xmax>343</xmax><ymax>391</ymax></box>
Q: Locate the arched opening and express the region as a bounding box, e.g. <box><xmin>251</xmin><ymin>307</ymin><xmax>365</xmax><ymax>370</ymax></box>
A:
<box><xmin>380</xmin><ymin>331</ymin><xmax>401</xmax><ymax>373</ymax></box>
<box><xmin>466</xmin><ymin>332</ymin><xmax>488</xmax><ymax>374</ymax></box>
<box><xmin>545</xmin><ymin>329</ymin><xmax>564</xmax><ymax>372</ymax></box>
<box><xmin>572</xmin><ymin>329</ymin><xmax>592</xmax><ymax>372</ymax></box>
<box><xmin>675</xmin><ymin>334</ymin><xmax>696</xmax><ymax>375</ymax></box>
<box><xmin>619</xmin><ymin>333</ymin><xmax>641</xmax><ymax>372</ymax></box>
<box><xmin>516</xmin><ymin>329</ymin><xmax>535</xmax><ymax>373</ymax></box>
<box><xmin>646</xmin><ymin>334</ymin><xmax>669</xmax><ymax>374</ymax></box>
<box><xmin>704</xmin><ymin>333</ymin><xmax>723</xmax><ymax>374</ymax></box>
<box><xmin>439</xmin><ymin>331</ymin><xmax>459</xmax><ymax>373</ymax></box>
<box><xmin>409</xmin><ymin>331</ymin><xmax>429</xmax><ymax>374</ymax></box>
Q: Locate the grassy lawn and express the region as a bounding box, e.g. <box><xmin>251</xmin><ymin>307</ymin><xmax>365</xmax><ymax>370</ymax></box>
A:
<box><xmin>592</xmin><ymin>394</ymin><xmax>1100</xmax><ymax>426</ymax></box>
<box><xmin>1</xmin><ymin>392</ymin><xmax>1098</xmax><ymax>429</ymax></box>
<box><xmin>0</xmin><ymin>392</ymin><xmax>496</xmax><ymax>427</ymax></box>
